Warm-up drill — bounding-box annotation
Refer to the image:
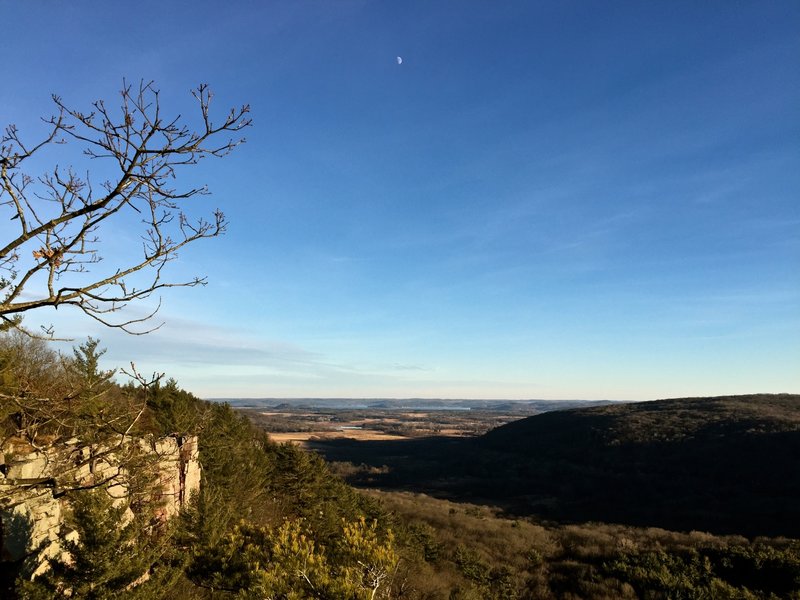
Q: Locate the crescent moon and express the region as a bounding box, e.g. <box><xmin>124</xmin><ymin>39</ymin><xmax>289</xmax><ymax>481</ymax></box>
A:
<box><xmin>396</xmin><ymin>56</ymin><xmax>403</xmax><ymax>65</ymax></box>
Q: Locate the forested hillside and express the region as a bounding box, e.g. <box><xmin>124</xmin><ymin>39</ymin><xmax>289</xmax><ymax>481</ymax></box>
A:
<box><xmin>316</xmin><ymin>394</ymin><xmax>800</xmax><ymax>538</ymax></box>
<box><xmin>477</xmin><ymin>393</ymin><xmax>800</xmax><ymax>536</ymax></box>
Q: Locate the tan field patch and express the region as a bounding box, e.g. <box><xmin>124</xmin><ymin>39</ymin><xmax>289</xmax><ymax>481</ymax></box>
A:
<box><xmin>267</xmin><ymin>429</ymin><xmax>409</xmax><ymax>446</ymax></box>
<box><xmin>436</xmin><ymin>428</ymin><xmax>465</xmax><ymax>436</ymax></box>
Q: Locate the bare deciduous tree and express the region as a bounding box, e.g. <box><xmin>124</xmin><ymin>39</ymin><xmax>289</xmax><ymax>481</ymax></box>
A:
<box><xmin>0</xmin><ymin>80</ymin><xmax>251</xmax><ymax>335</ymax></box>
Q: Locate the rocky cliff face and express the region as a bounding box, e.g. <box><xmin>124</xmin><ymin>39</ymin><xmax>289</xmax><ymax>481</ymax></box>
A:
<box><xmin>0</xmin><ymin>435</ymin><xmax>200</xmax><ymax>572</ymax></box>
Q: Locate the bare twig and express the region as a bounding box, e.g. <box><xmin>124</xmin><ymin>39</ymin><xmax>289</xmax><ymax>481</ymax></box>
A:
<box><xmin>0</xmin><ymin>80</ymin><xmax>251</xmax><ymax>335</ymax></box>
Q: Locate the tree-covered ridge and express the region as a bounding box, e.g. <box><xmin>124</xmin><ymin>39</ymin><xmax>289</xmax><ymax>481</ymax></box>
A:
<box><xmin>482</xmin><ymin>393</ymin><xmax>800</xmax><ymax>449</ymax></box>
<box><xmin>314</xmin><ymin>393</ymin><xmax>800</xmax><ymax>538</ymax></box>
<box><xmin>476</xmin><ymin>393</ymin><xmax>800</xmax><ymax>536</ymax></box>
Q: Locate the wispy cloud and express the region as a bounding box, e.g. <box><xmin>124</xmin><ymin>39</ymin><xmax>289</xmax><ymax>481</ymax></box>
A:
<box><xmin>390</xmin><ymin>363</ymin><xmax>432</xmax><ymax>372</ymax></box>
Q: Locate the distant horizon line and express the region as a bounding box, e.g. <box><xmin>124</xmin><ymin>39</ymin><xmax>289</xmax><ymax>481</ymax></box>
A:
<box><xmin>204</xmin><ymin>396</ymin><xmax>628</xmax><ymax>402</ymax></box>
<box><xmin>202</xmin><ymin>392</ymin><xmax>794</xmax><ymax>403</ymax></box>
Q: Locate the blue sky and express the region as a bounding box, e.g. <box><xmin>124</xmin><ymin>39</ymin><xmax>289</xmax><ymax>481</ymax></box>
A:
<box><xmin>1</xmin><ymin>1</ymin><xmax>797</xmax><ymax>400</ymax></box>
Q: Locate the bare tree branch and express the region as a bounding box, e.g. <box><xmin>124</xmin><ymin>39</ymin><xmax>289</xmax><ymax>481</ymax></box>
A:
<box><xmin>0</xmin><ymin>80</ymin><xmax>250</xmax><ymax>335</ymax></box>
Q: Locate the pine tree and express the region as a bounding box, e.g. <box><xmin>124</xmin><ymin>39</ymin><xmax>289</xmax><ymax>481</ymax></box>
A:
<box><xmin>69</xmin><ymin>338</ymin><xmax>116</xmax><ymax>395</ymax></box>
<box><xmin>16</xmin><ymin>489</ymin><xmax>169</xmax><ymax>600</ymax></box>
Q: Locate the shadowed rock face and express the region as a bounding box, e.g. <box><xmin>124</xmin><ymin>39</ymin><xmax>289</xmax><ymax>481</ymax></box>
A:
<box><xmin>0</xmin><ymin>435</ymin><xmax>200</xmax><ymax>571</ymax></box>
<box><xmin>313</xmin><ymin>394</ymin><xmax>800</xmax><ymax>537</ymax></box>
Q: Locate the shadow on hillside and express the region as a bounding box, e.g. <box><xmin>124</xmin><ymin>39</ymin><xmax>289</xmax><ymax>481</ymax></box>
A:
<box><xmin>311</xmin><ymin>417</ymin><xmax>800</xmax><ymax>538</ymax></box>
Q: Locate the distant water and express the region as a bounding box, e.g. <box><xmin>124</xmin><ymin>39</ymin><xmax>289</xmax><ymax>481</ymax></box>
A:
<box><xmin>210</xmin><ymin>399</ymin><xmax>473</xmax><ymax>410</ymax></box>
<box><xmin>206</xmin><ymin>398</ymin><xmax>618</xmax><ymax>412</ymax></box>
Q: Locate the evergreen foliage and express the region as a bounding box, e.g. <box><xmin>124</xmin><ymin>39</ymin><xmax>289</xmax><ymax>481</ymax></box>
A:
<box><xmin>17</xmin><ymin>489</ymin><xmax>170</xmax><ymax>600</ymax></box>
<box><xmin>189</xmin><ymin>517</ymin><xmax>398</xmax><ymax>599</ymax></box>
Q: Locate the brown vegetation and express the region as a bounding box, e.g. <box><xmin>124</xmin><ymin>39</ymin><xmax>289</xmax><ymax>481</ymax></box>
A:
<box><xmin>242</xmin><ymin>406</ymin><xmax>532</xmax><ymax>440</ymax></box>
<box><xmin>373</xmin><ymin>490</ymin><xmax>800</xmax><ymax>599</ymax></box>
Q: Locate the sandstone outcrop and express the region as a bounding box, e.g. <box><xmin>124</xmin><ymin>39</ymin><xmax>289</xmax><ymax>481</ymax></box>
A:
<box><xmin>0</xmin><ymin>435</ymin><xmax>200</xmax><ymax>573</ymax></box>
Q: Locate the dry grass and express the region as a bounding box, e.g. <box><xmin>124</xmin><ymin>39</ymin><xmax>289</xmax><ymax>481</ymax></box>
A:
<box><xmin>267</xmin><ymin>429</ymin><xmax>410</xmax><ymax>445</ymax></box>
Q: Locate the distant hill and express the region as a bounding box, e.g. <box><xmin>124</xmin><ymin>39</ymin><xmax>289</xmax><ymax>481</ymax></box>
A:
<box><xmin>482</xmin><ymin>393</ymin><xmax>800</xmax><ymax>449</ymax></box>
<box><xmin>314</xmin><ymin>394</ymin><xmax>800</xmax><ymax>537</ymax></box>
<box><xmin>473</xmin><ymin>393</ymin><xmax>800</xmax><ymax>536</ymax></box>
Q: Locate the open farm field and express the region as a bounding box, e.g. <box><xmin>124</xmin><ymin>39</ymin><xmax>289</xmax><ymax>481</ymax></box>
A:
<box><xmin>242</xmin><ymin>407</ymin><xmax>521</xmax><ymax>446</ymax></box>
<box><xmin>266</xmin><ymin>428</ymin><xmax>410</xmax><ymax>445</ymax></box>
<box><xmin>235</xmin><ymin>398</ymin><xmax>609</xmax><ymax>447</ymax></box>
